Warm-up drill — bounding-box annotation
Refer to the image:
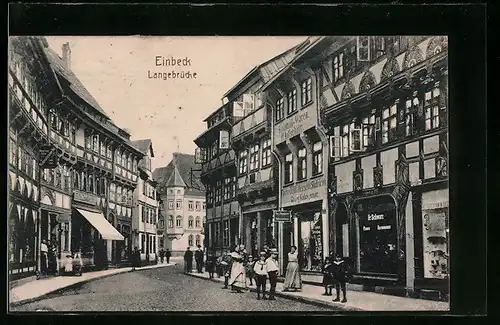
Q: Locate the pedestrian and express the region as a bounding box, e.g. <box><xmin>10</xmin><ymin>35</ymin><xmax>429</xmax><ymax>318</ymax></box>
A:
<box><xmin>48</xmin><ymin>241</ymin><xmax>59</xmax><ymax>276</ymax></box>
<box><xmin>331</xmin><ymin>255</ymin><xmax>349</xmax><ymax>303</ymax></box>
<box><xmin>245</xmin><ymin>255</ymin><xmax>256</xmax><ymax>286</ymax></box>
<box><xmin>159</xmin><ymin>248</ymin><xmax>165</xmax><ymax>264</ymax></box>
<box><xmin>39</xmin><ymin>239</ymin><xmax>49</xmax><ymax>278</ymax></box>
<box><xmin>132</xmin><ymin>247</ymin><xmax>140</xmax><ymax>271</ymax></box>
<box><xmin>283</xmin><ymin>245</ymin><xmax>302</xmax><ymax>292</ymax></box>
<box><xmin>266</xmin><ymin>248</ymin><xmax>279</xmax><ymax>300</ymax></box>
<box><xmin>165</xmin><ymin>248</ymin><xmax>171</xmax><ymax>264</ymax></box>
<box><xmin>228</xmin><ymin>245</ymin><xmax>246</xmax><ymax>293</ymax></box>
<box><xmin>253</xmin><ymin>252</ymin><xmax>268</xmax><ymax>300</ymax></box>
<box><xmin>184</xmin><ymin>247</ymin><xmax>193</xmax><ymax>273</ymax></box>
<box><xmin>262</xmin><ymin>244</ymin><xmax>271</xmax><ymax>259</ymax></box>
<box><xmin>206</xmin><ymin>250</ymin><xmax>217</xmax><ymax>279</ymax></box>
<box><xmin>195</xmin><ymin>245</ymin><xmax>204</xmax><ymax>273</ymax></box>
<box><xmin>221</xmin><ymin>251</ymin><xmax>231</xmax><ymax>289</ymax></box>
<box><xmin>321</xmin><ymin>257</ymin><xmax>334</xmax><ymax>296</ymax></box>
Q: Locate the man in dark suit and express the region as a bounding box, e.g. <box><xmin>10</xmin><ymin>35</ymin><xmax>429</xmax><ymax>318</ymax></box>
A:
<box><xmin>165</xmin><ymin>248</ymin><xmax>171</xmax><ymax>264</ymax></box>
<box><xmin>184</xmin><ymin>247</ymin><xmax>193</xmax><ymax>273</ymax></box>
<box><xmin>195</xmin><ymin>245</ymin><xmax>204</xmax><ymax>273</ymax></box>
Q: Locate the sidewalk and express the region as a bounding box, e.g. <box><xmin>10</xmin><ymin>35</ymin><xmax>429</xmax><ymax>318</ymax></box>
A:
<box><xmin>9</xmin><ymin>262</ymin><xmax>177</xmax><ymax>307</ymax></box>
<box><xmin>185</xmin><ymin>271</ymin><xmax>449</xmax><ymax>312</ymax></box>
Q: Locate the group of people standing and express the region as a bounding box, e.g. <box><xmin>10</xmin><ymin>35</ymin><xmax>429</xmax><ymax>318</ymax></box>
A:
<box><xmin>183</xmin><ymin>245</ymin><xmax>205</xmax><ymax>273</ymax></box>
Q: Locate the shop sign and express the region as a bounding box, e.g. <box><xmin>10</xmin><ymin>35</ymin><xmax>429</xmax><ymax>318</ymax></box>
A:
<box><xmin>273</xmin><ymin>210</ymin><xmax>291</xmax><ymax>222</ymax></box>
<box><xmin>39</xmin><ymin>145</ymin><xmax>58</xmax><ymax>169</ymax></box>
<box><xmin>281</xmin><ymin>177</ymin><xmax>327</xmax><ymax>207</ymax></box>
<box><xmin>274</xmin><ymin>105</ymin><xmax>318</xmax><ymax>144</ymax></box>
<box><xmin>73</xmin><ymin>190</ymin><xmax>99</xmax><ymax>205</ymax></box>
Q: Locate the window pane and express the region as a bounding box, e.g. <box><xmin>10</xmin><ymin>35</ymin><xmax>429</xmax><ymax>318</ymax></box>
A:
<box><xmin>313</xmin><ymin>142</ymin><xmax>322</xmax><ymax>152</ymax></box>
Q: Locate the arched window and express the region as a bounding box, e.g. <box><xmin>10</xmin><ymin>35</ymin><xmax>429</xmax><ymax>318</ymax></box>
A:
<box><xmin>188</xmin><ymin>235</ymin><xmax>194</xmax><ymax>247</ymax></box>
<box><xmin>195</xmin><ymin>235</ymin><xmax>201</xmax><ymax>247</ymax></box>
<box><xmin>195</xmin><ymin>216</ymin><xmax>201</xmax><ymax>228</ymax></box>
<box><xmin>176</xmin><ymin>216</ymin><xmax>182</xmax><ymax>228</ymax></box>
<box><xmin>188</xmin><ymin>216</ymin><xmax>194</xmax><ymax>229</ymax></box>
<box><xmin>168</xmin><ymin>216</ymin><xmax>174</xmax><ymax>228</ymax></box>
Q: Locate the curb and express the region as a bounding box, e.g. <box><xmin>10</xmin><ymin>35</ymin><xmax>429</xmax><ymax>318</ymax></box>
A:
<box><xmin>185</xmin><ymin>273</ymin><xmax>363</xmax><ymax>312</ymax></box>
<box><xmin>9</xmin><ymin>263</ymin><xmax>176</xmax><ymax>308</ymax></box>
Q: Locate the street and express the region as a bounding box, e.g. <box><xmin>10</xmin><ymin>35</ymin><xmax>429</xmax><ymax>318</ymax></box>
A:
<box><xmin>11</xmin><ymin>263</ymin><xmax>334</xmax><ymax>312</ymax></box>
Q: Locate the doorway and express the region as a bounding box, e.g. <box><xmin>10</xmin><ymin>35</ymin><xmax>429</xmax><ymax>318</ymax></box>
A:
<box><xmin>335</xmin><ymin>203</ymin><xmax>349</xmax><ymax>258</ymax></box>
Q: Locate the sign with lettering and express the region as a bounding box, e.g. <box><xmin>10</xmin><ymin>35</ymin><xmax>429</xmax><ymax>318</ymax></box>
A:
<box><xmin>273</xmin><ymin>104</ymin><xmax>318</xmax><ymax>145</ymax></box>
<box><xmin>73</xmin><ymin>190</ymin><xmax>100</xmax><ymax>205</ymax></box>
<box><xmin>219</xmin><ymin>130</ymin><xmax>230</xmax><ymax>149</ymax></box>
<box><xmin>281</xmin><ymin>177</ymin><xmax>327</xmax><ymax>207</ymax></box>
<box><xmin>39</xmin><ymin>145</ymin><xmax>58</xmax><ymax>169</ymax></box>
<box><xmin>368</xmin><ymin>213</ymin><xmax>385</xmax><ymax>221</ymax></box>
<box><xmin>273</xmin><ymin>210</ymin><xmax>291</xmax><ymax>223</ymax></box>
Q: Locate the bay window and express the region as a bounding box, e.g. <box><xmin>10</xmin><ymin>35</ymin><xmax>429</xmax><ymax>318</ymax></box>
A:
<box><xmin>382</xmin><ymin>101</ymin><xmax>398</xmax><ymax>144</ymax></box>
<box><xmin>297</xmin><ymin>148</ymin><xmax>307</xmax><ymax>180</ymax></box>
<box><xmin>425</xmin><ymin>84</ymin><xmax>441</xmax><ymax>131</ymax></box>
<box><xmin>287</xmin><ymin>89</ymin><xmax>297</xmax><ymax>114</ymax></box>
<box><xmin>249</xmin><ymin>144</ymin><xmax>260</xmax><ymax>171</ymax></box>
<box><xmin>238</xmin><ymin>150</ymin><xmax>248</xmax><ymax>174</ymax></box>
<box><xmin>284</xmin><ymin>153</ymin><xmax>293</xmax><ymax>184</ymax></box>
<box><xmin>176</xmin><ymin>216</ymin><xmax>182</xmax><ymax>228</ymax></box>
<box><xmin>301</xmin><ymin>78</ymin><xmax>312</xmax><ymax>105</ymax></box>
<box><xmin>276</xmin><ymin>97</ymin><xmax>285</xmax><ymax>121</ymax></box>
<box><xmin>261</xmin><ymin>138</ymin><xmax>272</xmax><ymax>166</ymax></box>
<box><xmin>406</xmin><ymin>92</ymin><xmax>419</xmax><ymax>136</ymax></box>
<box><xmin>168</xmin><ymin>216</ymin><xmax>174</xmax><ymax>228</ymax></box>
<box><xmin>312</xmin><ymin>142</ymin><xmax>323</xmax><ymax>175</ymax></box>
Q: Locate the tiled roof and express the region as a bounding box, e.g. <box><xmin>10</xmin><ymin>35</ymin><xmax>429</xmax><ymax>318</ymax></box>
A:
<box><xmin>43</xmin><ymin>46</ymin><xmax>110</xmax><ymax>119</ymax></box>
<box><xmin>132</xmin><ymin>139</ymin><xmax>153</xmax><ymax>156</ymax></box>
<box><xmin>153</xmin><ymin>152</ymin><xmax>205</xmax><ymax>195</ymax></box>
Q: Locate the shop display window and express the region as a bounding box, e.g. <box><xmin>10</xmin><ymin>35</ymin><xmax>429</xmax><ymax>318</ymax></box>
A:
<box><xmin>422</xmin><ymin>208</ymin><xmax>449</xmax><ymax>279</ymax></box>
<box><xmin>299</xmin><ymin>213</ymin><xmax>323</xmax><ymax>272</ymax></box>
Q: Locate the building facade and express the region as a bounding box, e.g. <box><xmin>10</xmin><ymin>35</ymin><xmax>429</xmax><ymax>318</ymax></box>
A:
<box><xmin>319</xmin><ymin>36</ymin><xmax>449</xmax><ymax>300</ymax></box>
<box><xmin>8</xmin><ymin>37</ymin><xmax>144</xmax><ymax>279</ymax></box>
<box><xmin>194</xmin><ymin>104</ymin><xmax>240</xmax><ymax>256</ymax></box>
<box><xmin>261</xmin><ymin>37</ymin><xmax>332</xmax><ymax>274</ymax></box>
<box><xmin>153</xmin><ymin>153</ymin><xmax>205</xmax><ymax>257</ymax></box>
<box><xmin>132</xmin><ymin>139</ymin><xmax>159</xmax><ymax>265</ymax></box>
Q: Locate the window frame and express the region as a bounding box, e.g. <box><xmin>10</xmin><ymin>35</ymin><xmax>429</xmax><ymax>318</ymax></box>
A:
<box><xmin>284</xmin><ymin>153</ymin><xmax>294</xmax><ymax>184</ymax></box>
<box><xmin>312</xmin><ymin>141</ymin><xmax>323</xmax><ymax>175</ymax></box>
<box><xmin>175</xmin><ymin>199</ymin><xmax>182</xmax><ymax>210</ymax></box>
<box><xmin>424</xmin><ymin>84</ymin><xmax>441</xmax><ymax>131</ymax></box>
<box><xmin>238</xmin><ymin>150</ymin><xmax>248</xmax><ymax>174</ymax></box>
<box><xmin>249</xmin><ymin>143</ymin><xmax>260</xmax><ymax>171</ymax></box>
<box><xmin>168</xmin><ymin>216</ymin><xmax>174</xmax><ymax>228</ymax></box>
<box><xmin>261</xmin><ymin>138</ymin><xmax>272</xmax><ymax>167</ymax></box>
<box><xmin>188</xmin><ymin>201</ymin><xmax>194</xmax><ymax>211</ymax></box>
<box><xmin>176</xmin><ymin>216</ymin><xmax>182</xmax><ymax>228</ymax></box>
<box><xmin>195</xmin><ymin>216</ymin><xmax>201</xmax><ymax>228</ymax></box>
<box><xmin>287</xmin><ymin>88</ymin><xmax>297</xmax><ymax>115</ymax></box>
<box><xmin>381</xmin><ymin>101</ymin><xmax>398</xmax><ymax>144</ymax></box>
<box><xmin>301</xmin><ymin>78</ymin><xmax>313</xmax><ymax>106</ymax></box>
<box><xmin>168</xmin><ymin>200</ymin><xmax>174</xmax><ymax>210</ymax></box>
<box><xmin>297</xmin><ymin>148</ymin><xmax>307</xmax><ymax>181</ymax></box>
<box><xmin>275</xmin><ymin>97</ymin><xmax>285</xmax><ymax>121</ymax></box>
<box><xmin>188</xmin><ymin>216</ymin><xmax>194</xmax><ymax>229</ymax></box>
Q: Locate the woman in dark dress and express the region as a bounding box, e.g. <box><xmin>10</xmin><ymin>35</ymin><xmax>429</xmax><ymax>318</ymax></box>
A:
<box><xmin>321</xmin><ymin>257</ymin><xmax>334</xmax><ymax>296</ymax></box>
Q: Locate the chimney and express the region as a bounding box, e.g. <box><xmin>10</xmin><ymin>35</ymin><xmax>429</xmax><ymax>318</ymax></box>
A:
<box><xmin>62</xmin><ymin>42</ymin><xmax>71</xmax><ymax>70</ymax></box>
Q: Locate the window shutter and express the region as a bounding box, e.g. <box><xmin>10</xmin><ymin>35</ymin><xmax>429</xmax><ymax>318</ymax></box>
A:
<box><xmin>233</xmin><ymin>101</ymin><xmax>245</xmax><ymax>117</ymax></box>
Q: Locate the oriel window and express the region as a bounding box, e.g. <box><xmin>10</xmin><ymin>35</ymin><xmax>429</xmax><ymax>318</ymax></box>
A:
<box><xmin>312</xmin><ymin>142</ymin><xmax>323</xmax><ymax>175</ymax></box>
<box><xmin>287</xmin><ymin>89</ymin><xmax>297</xmax><ymax>114</ymax></box>
<box><xmin>284</xmin><ymin>153</ymin><xmax>294</xmax><ymax>184</ymax></box>
<box><xmin>249</xmin><ymin>144</ymin><xmax>260</xmax><ymax>171</ymax></box>
<box><xmin>301</xmin><ymin>78</ymin><xmax>312</xmax><ymax>106</ymax></box>
<box><xmin>276</xmin><ymin>97</ymin><xmax>285</xmax><ymax>121</ymax></box>
<box><xmin>297</xmin><ymin>148</ymin><xmax>307</xmax><ymax>180</ymax></box>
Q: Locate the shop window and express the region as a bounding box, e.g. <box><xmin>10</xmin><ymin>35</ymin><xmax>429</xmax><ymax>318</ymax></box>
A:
<box><xmin>261</xmin><ymin>138</ymin><xmax>272</xmax><ymax>167</ymax></box>
<box><xmin>195</xmin><ymin>216</ymin><xmax>201</xmax><ymax>228</ymax></box>
<box><xmin>188</xmin><ymin>216</ymin><xmax>194</xmax><ymax>229</ymax></box>
<box><xmin>424</xmin><ymin>84</ymin><xmax>441</xmax><ymax>131</ymax></box>
<box><xmin>168</xmin><ymin>200</ymin><xmax>174</xmax><ymax>210</ymax></box>
<box><xmin>287</xmin><ymin>89</ymin><xmax>297</xmax><ymax>114</ymax></box>
<box><xmin>362</xmin><ymin>114</ymin><xmax>376</xmax><ymax>150</ymax></box>
<box><xmin>333</xmin><ymin>53</ymin><xmax>344</xmax><ymax>82</ymax></box>
<box><xmin>301</xmin><ymin>78</ymin><xmax>312</xmax><ymax>106</ymax></box>
<box><xmin>297</xmin><ymin>148</ymin><xmax>307</xmax><ymax>180</ymax></box>
<box><xmin>196</xmin><ymin>235</ymin><xmax>201</xmax><ymax>247</ymax></box>
<box><xmin>238</xmin><ymin>150</ymin><xmax>248</xmax><ymax>174</ymax></box>
<box><xmin>284</xmin><ymin>153</ymin><xmax>294</xmax><ymax>184</ymax></box>
<box><xmin>249</xmin><ymin>144</ymin><xmax>260</xmax><ymax>171</ymax></box>
<box><xmin>176</xmin><ymin>216</ymin><xmax>182</xmax><ymax>228</ymax></box>
<box><xmin>168</xmin><ymin>216</ymin><xmax>174</xmax><ymax>228</ymax></box>
<box><xmin>188</xmin><ymin>235</ymin><xmax>194</xmax><ymax>247</ymax></box>
<box><xmin>312</xmin><ymin>142</ymin><xmax>323</xmax><ymax>175</ymax></box>
<box><xmin>188</xmin><ymin>201</ymin><xmax>194</xmax><ymax>211</ymax></box>
<box><xmin>382</xmin><ymin>101</ymin><xmax>398</xmax><ymax>144</ymax></box>
<box><xmin>299</xmin><ymin>213</ymin><xmax>323</xmax><ymax>272</ymax></box>
<box><xmin>276</xmin><ymin>97</ymin><xmax>285</xmax><ymax>121</ymax></box>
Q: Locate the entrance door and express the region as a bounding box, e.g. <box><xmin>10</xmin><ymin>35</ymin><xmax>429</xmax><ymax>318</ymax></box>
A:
<box><xmin>335</xmin><ymin>203</ymin><xmax>349</xmax><ymax>258</ymax></box>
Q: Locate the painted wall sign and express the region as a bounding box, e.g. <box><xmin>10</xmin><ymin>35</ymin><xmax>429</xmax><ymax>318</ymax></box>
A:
<box><xmin>368</xmin><ymin>213</ymin><xmax>385</xmax><ymax>221</ymax></box>
<box><xmin>273</xmin><ymin>104</ymin><xmax>318</xmax><ymax>144</ymax></box>
<box><xmin>281</xmin><ymin>177</ymin><xmax>327</xmax><ymax>207</ymax></box>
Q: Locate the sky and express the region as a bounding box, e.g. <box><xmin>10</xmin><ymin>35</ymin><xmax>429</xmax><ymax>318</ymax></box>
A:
<box><xmin>46</xmin><ymin>36</ymin><xmax>306</xmax><ymax>171</ymax></box>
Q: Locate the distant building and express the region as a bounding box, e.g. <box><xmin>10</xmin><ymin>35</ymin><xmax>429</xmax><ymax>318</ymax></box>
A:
<box><xmin>132</xmin><ymin>139</ymin><xmax>159</xmax><ymax>265</ymax></box>
<box><xmin>153</xmin><ymin>153</ymin><xmax>205</xmax><ymax>257</ymax></box>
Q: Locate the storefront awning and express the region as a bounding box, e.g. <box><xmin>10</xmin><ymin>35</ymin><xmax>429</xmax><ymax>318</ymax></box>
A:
<box><xmin>76</xmin><ymin>209</ymin><xmax>124</xmax><ymax>241</ymax></box>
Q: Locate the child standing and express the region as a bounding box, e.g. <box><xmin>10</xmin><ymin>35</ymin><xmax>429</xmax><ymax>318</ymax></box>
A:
<box><xmin>322</xmin><ymin>257</ymin><xmax>334</xmax><ymax>296</ymax></box>
<box><xmin>245</xmin><ymin>256</ymin><xmax>256</xmax><ymax>286</ymax></box>
<box><xmin>266</xmin><ymin>249</ymin><xmax>279</xmax><ymax>301</ymax></box>
<box><xmin>221</xmin><ymin>252</ymin><xmax>232</xmax><ymax>289</ymax></box>
<box><xmin>331</xmin><ymin>255</ymin><xmax>349</xmax><ymax>303</ymax></box>
<box><xmin>253</xmin><ymin>252</ymin><xmax>268</xmax><ymax>300</ymax></box>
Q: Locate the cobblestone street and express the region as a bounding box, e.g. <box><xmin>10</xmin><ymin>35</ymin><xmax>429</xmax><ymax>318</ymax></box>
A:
<box><xmin>11</xmin><ymin>264</ymin><xmax>334</xmax><ymax>312</ymax></box>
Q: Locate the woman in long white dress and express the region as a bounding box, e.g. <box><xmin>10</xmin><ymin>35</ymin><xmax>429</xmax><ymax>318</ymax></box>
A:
<box><xmin>283</xmin><ymin>245</ymin><xmax>302</xmax><ymax>291</ymax></box>
<box><xmin>228</xmin><ymin>246</ymin><xmax>247</xmax><ymax>293</ymax></box>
